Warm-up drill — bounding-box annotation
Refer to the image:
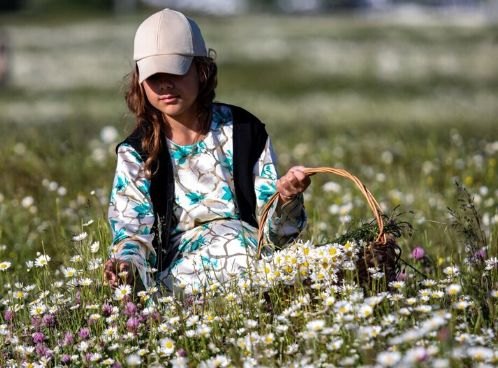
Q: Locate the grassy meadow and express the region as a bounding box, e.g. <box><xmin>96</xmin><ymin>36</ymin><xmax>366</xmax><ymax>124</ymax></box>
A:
<box><xmin>0</xmin><ymin>11</ymin><xmax>497</xmax><ymax>367</ymax></box>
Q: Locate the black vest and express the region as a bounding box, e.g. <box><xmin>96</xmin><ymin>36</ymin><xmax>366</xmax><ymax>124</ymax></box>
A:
<box><xmin>116</xmin><ymin>103</ymin><xmax>268</xmax><ymax>272</ymax></box>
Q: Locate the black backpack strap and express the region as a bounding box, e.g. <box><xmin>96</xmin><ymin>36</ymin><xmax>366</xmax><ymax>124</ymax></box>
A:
<box><xmin>115</xmin><ymin>127</ymin><xmax>147</xmax><ymax>162</ymax></box>
<box><xmin>115</xmin><ymin>127</ymin><xmax>176</xmax><ymax>275</ymax></box>
<box><xmin>227</xmin><ymin>103</ymin><xmax>269</xmax><ymax>228</ymax></box>
<box><xmin>150</xmin><ymin>138</ymin><xmax>176</xmax><ymax>274</ymax></box>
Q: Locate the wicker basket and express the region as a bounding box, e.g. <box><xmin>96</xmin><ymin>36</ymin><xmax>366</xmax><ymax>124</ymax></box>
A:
<box><xmin>257</xmin><ymin>167</ymin><xmax>402</xmax><ymax>287</ymax></box>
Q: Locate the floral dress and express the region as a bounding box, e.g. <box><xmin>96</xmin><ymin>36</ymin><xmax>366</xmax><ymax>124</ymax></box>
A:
<box><xmin>108</xmin><ymin>104</ymin><xmax>306</xmax><ymax>295</ymax></box>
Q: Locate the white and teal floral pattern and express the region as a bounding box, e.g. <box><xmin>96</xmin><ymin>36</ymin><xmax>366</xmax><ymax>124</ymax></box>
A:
<box><xmin>108</xmin><ymin>104</ymin><xmax>306</xmax><ymax>295</ymax></box>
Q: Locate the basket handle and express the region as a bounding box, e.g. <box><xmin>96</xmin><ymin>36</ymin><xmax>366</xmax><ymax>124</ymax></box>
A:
<box><xmin>256</xmin><ymin>167</ymin><xmax>386</xmax><ymax>258</ymax></box>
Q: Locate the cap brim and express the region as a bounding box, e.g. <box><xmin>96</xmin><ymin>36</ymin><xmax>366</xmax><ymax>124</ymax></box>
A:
<box><xmin>137</xmin><ymin>54</ymin><xmax>194</xmax><ymax>83</ymax></box>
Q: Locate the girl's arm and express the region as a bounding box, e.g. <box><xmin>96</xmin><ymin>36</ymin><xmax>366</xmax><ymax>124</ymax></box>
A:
<box><xmin>107</xmin><ymin>144</ymin><xmax>157</xmax><ymax>291</ymax></box>
<box><xmin>253</xmin><ymin>138</ymin><xmax>307</xmax><ymax>247</ymax></box>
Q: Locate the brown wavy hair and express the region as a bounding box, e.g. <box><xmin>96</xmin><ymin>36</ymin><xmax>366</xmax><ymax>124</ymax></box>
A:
<box><xmin>125</xmin><ymin>56</ymin><xmax>218</xmax><ymax>178</ymax></box>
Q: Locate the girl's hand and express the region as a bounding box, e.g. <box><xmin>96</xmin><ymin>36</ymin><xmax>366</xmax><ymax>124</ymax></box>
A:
<box><xmin>103</xmin><ymin>259</ymin><xmax>135</xmax><ymax>289</ymax></box>
<box><xmin>276</xmin><ymin>166</ymin><xmax>311</xmax><ymax>203</ymax></box>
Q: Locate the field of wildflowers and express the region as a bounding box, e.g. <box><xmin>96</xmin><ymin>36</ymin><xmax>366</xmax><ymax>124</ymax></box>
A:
<box><xmin>0</xmin><ymin>12</ymin><xmax>497</xmax><ymax>367</ymax></box>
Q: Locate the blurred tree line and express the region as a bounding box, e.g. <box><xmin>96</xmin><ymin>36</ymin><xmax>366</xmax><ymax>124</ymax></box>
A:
<box><xmin>0</xmin><ymin>0</ymin><xmax>113</xmax><ymax>13</ymax></box>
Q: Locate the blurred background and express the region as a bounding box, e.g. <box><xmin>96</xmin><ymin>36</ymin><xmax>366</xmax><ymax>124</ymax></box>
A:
<box><xmin>0</xmin><ymin>0</ymin><xmax>497</xmax><ymax>270</ymax></box>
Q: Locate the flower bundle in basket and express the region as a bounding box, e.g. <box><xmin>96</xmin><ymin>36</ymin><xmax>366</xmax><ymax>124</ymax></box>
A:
<box><xmin>257</xmin><ymin>167</ymin><xmax>403</xmax><ymax>288</ymax></box>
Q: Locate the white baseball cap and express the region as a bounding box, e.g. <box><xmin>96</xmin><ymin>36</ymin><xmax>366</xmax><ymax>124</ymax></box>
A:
<box><xmin>133</xmin><ymin>9</ymin><xmax>207</xmax><ymax>83</ymax></box>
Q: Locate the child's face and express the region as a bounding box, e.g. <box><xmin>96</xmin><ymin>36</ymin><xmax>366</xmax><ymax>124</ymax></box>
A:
<box><xmin>142</xmin><ymin>64</ymin><xmax>200</xmax><ymax>124</ymax></box>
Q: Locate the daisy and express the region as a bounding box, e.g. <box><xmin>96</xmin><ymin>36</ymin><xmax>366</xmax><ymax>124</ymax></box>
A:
<box><xmin>261</xmin><ymin>333</ymin><xmax>275</xmax><ymax>345</ymax></box>
<box><xmin>377</xmin><ymin>351</ymin><xmax>401</xmax><ymax>367</ymax></box>
<box><xmin>70</xmin><ymin>255</ymin><xmax>83</xmax><ymax>263</ymax></box>
<box><xmin>443</xmin><ymin>266</ymin><xmax>460</xmax><ymax>277</ymax></box>
<box><xmin>431</xmin><ymin>290</ymin><xmax>444</xmax><ymax>299</ymax></box>
<box><xmin>159</xmin><ymin>337</ymin><xmax>175</xmax><ymax>355</ymax></box>
<box><xmin>453</xmin><ymin>300</ymin><xmax>470</xmax><ymax>310</ymax></box>
<box><xmin>88</xmin><ymin>258</ymin><xmax>102</xmax><ymax>270</ymax></box>
<box><xmin>126</xmin><ymin>354</ymin><xmax>141</xmax><ymax>366</ymax></box>
<box><xmin>114</xmin><ymin>284</ymin><xmax>132</xmax><ymax>301</ymax></box>
<box><xmin>389</xmin><ymin>281</ymin><xmax>405</xmax><ymax>289</ymax></box>
<box><xmin>62</xmin><ymin>267</ymin><xmax>77</xmax><ymax>278</ymax></box>
<box><xmin>82</xmin><ymin>219</ymin><xmax>94</xmax><ymax>227</ymax></box>
<box><xmin>415</xmin><ymin>305</ymin><xmax>432</xmax><ymax>313</ymax></box>
<box><xmin>324</xmin><ymin>295</ymin><xmax>336</xmax><ymax>307</ymax></box>
<box><xmin>357</xmin><ymin>304</ymin><xmax>373</xmax><ymax>318</ymax></box>
<box><xmin>446</xmin><ymin>284</ymin><xmax>462</xmax><ymax>296</ymax></box>
<box><xmin>306</xmin><ymin>319</ymin><xmax>325</xmax><ymax>332</ymax></box>
<box><xmin>25</xmin><ymin>260</ymin><xmax>34</xmax><ymax>271</ymax></box>
<box><xmin>467</xmin><ymin>347</ymin><xmax>494</xmax><ymax>362</ymax></box>
<box><xmin>34</xmin><ymin>254</ymin><xmax>51</xmax><ymax>268</ymax></box>
<box><xmin>30</xmin><ymin>303</ymin><xmax>46</xmax><ymax>316</ymax></box>
<box><xmin>103</xmin><ymin>326</ymin><xmax>118</xmax><ymax>340</ymax></box>
<box><xmin>90</xmin><ymin>241</ymin><xmax>100</xmax><ymax>253</ymax></box>
<box><xmin>0</xmin><ymin>324</ymin><xmax>9</xmax><ymax>336</ymax></box>
<box><xmin>102</xmin><ymin>358</ymin><xmax>115</xmax><ymax>366</ymax></box>
<box><xmin>197</xmin><ymin>324</ymin><xmax>212</xmax><ymax>338</ymax></box>
<box><xmin>170</xmin><ymin>357</ymin><xmax>188</xmax><ymax>368</ymax></box>
<box><xmin>13</xmin><ymin>290</ymin><xmax>27</xmax><ymax>299</ymax></box>
<box><xmin>0</xmin><ymin>261</ymin><xmax>11</xmax><ymax>271</ymax></box>
<box><xmin>72</xmin><ymin>232</ymin><xmax>88</xmax><ymax>241</ymax></box>
<box><xmin>421</xmin><ymin>279</ymin><xmax>437</xmax><ymax>287</ymax></box>
<box><xmin>79</xmin><ymin>278</ymin><xmax>92</xmax><ymax>286</ymax></box>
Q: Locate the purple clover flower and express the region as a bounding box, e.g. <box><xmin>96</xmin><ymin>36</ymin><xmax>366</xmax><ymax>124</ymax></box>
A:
<box><xmin>63</xmin><ymin>331</ymin><xmax>74</xmax><ymax>346</ymax></box>
<box><xmin>411</xmin><ymin>246</ymin><xmax>425</xmax><ymax>260</ymax></box>
<box><xmin>396</xmin><ymin>270</ymin><xmax>407</xmax><ymax>281</ymax></box>
<box><xmin>32</xmin><ymin>332</ymin><xmax>45</xmax><ymax>344</ymax></box>
<box><xmin>78</xmin><ymin>327</ymin><xmax>90</xmax><ymax>340</ymax></box>
<box><xmin>31</xmin><ymin>316</ymin><xmax>42</xmax><ymax>329</ymax></box>
<box><xmin>124</xmin><ymin>302</ymin><xmax>137</xmax><ymax>316</ymax></box>
<box><xmin>126</xmin><ymin>316</ymin><xmax>140</xmax><ymax>333</ymax></box>
<box><xmin>475</xmin><ymin>248</ymin><xmax>487</xmax><ymax>260</ymax></box>
<box><xmin>102</xmin><ymin>303</ymin><xmax>113</xmax><ymax>316</ymax></box>
<box><xmin>61</xmin><ymin>354</ymin><xmax>72</xmax><ymax>364</ymax></box>
<box><xmin>35</xmin><ymin>343</ymin><xmax>51</xmax><ymax>358</ymax></box>
<box><xmin>85</xmin><ymin>352</ymin><xmax>93</xmax><ymax>362</ymax></box>
<box><xmin>4</xmin><ymin>310</ymin><xmax>14</xmax><ymax>322</ymax></box>
<box><xmin>42</xmin><ymin>313</ymin><xmax>56</xmax><ymax>328</ymax></box>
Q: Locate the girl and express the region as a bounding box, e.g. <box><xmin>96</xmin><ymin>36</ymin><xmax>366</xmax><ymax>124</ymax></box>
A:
<box><xmin>103</xmin><ymin>8</ymin><xmax>310</xmax><ymax>296</ymax></box>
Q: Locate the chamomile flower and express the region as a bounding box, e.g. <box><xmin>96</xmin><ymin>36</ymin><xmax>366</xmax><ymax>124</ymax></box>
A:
<box><xmin>0</xmin><ymin>261</ymin><xmax>11</xmax><ymax>271</ymax></box>
<box><xmin>82</xmin><ymin>219</ymin><xmax>94</xmax><ymax>227</ymax></box>
<box><xmin>446</xmin><ymin>284</ymin><xmax>462</xmax><ymax>296</ymax></box>
<box><xmin>30</xmin><ymin>303</ymin><xmax>46</xmax><ymax>316</ymax></box>
<box><xmin>62</xmin><ymin>267</ymin><xmax>77</xmax><ymax>278</ymax></box>
<box><xmin>79</xmin><ymin>278</ymin><xmax>92</xmax><ymax>286</ymax></box>
<box><xmin>262</xmin><ymin>333</ymin><xmax>275</xmax><ymax>345</ymax></box>
<box><xmin>34</xmin><ymin>254</ymin><xmax>51</xmax><ymax>268</ymax></box>
<box><xmin>72</xmin><ymin>232</ymin><xmax>88</xmax><ymax>242</ymax></box>
<box><xmin>114</xmin><ymin>284</ymin><xmax>131</xmax><ymax>301</ymax></box>
<box><xmin>25</xmin><ymin>260</ymin><xmax>34</xmax><ymax>270</ymax></box>
<box><xmin>467</xmin><ymin>346</ymin><xmax>494</xmax><ymax>362</ymax></box>
<box><xmin>453</xmin><ymin>300</ymin><xmax>470</xmax><ymax>310</ymax></box>
<box><xmin>159</xmin><ymin>337</ymin><xmax>175</xmax><ymax>355</ymax></box>
<box><xmin>306</xmin><ymin>319</ymin><xmax>325</xmax><ymax>332</ymax></box>
<box><xmin>357</xmin><ymin>304</ymin><xmax>374</xmax><ymax>318</ymax></box>
<box><xmin>126</xmin><ymin>354</ymin><xmax>141</xmax><ymax>366</ymax></box>
<box><xmin>443</xmin><ymin>266</ymin><xmax>460</xmax><ymax>277</ymax></box>
<box><xmin>377</xmin><ymin>351</ymin><xmax>401</xmax><ymax>367</ymax></box>
<box><xmin>90</xmin><ymin>241</ymin><xmax>100</xmax><ymax>253</ymax></box>
<box><xmin>70</xmin><ymin>255</ymin><xmax>83</xmax><ymax>263</ymax></box>
<box><xmin>389</xmin><ymin>281</ymin><xmax>405</xmax><ymax>290</ymax></box>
